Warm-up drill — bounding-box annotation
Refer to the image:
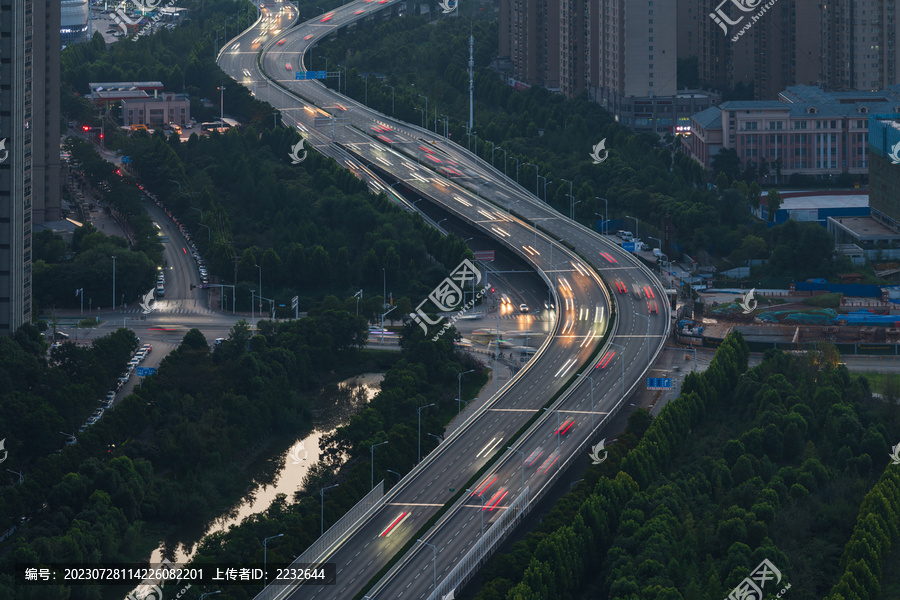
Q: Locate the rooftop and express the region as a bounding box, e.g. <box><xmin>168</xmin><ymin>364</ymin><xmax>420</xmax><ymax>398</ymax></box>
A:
<box><xmin>829</xmin><ymin>216</ymin><xmax>900</xmax><ymax>239</ymax></box>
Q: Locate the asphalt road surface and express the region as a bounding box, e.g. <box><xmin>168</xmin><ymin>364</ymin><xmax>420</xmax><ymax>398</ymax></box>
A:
<box><xmin>218</xmin><ymin>3</ymin><xmax>670</xmax><ymax>600</ymax></box>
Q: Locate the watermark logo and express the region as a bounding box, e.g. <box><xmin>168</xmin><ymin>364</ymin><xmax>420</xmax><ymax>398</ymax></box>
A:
<box><xmin>140</xmin><ymin>290</ymin><xmax>156</xmax><ymax>314</ymax></box>
<box><xmin>127</xmin><ymin>584</ymin><xmax>163</xmax><ymax>600</ymax></box>
<box><xmin>888</xmin><ymin>141</ymin><xmax>900</xmax><ymax>165</ymax></box>
<box><xmin>0</xmin><ymin>138</ymin><xmax>9</xmax><ymax>163</ymax></box>
<box><xmin>288</xmin><ymin>442</ymin><xmax>306</xmax><ymax>464</ymax></box>
<box><xmin>134</xmin><ymin>0</ymin><xmax>162</xmax><ymax>10</ymax></box>
<box><xmin>0</xmin><ymin>439</ymin><xmax>7</xmax><ymax>464</ymax></box>
<box><xmin>710</xmin><ymin>0</ymin><xmax>779</xmax><ymax>41</ymax></box>
<box><xmin>588</xmin><ymin>439</ymin><xmax>607</xmax><ymax>465</ymax></box>
<box><xmin>739</xmin><ymin>288</ymin><xmax>758</xmax><ymax>314</ymax></box>
<box><xmin>589</xmin><ymin>138</ymin><xmax>609</xmax><ymax>164</ymax></box>
<box><xmin>289</xmin><ymin>138</ymin><xmax>307</xmax><ymax>164</ymax></box>
<box><xmin>725</xmin><ymin>558</ymin><xmax>790</xmax><ymax>600</ymax></box>
<box><xmin>890</xmin><ymin>442</ymin><xmax>900</xmax><ymax>465</ymax></box>
<box><xmin>411</xmin><ymin>259</ymin><xmax>484</xmax><ymax>340</ymax></box>
<box><xmin>439</xmin><ymin>0</ymin><xmax>458</xmax><ymax>13</ymax></box>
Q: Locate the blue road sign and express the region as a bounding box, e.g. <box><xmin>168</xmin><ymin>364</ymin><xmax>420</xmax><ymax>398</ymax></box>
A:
<box><xmin>120</xmin><ymin>156</ymin><xmax>132</xmax><ymax>163</ymax></box>
<box><xmin>296</xmin><ymin>71</ymin><xmax>327</xmax><ymax>80</ymax></box>
<box><xmin>136</xmin><ymin>367</ymin><xmax>156</xmax><ymax>377</ymax></box>
<box><xmin>622</xmin><ymin>242</ymin><xmax>636</xmax><ymax>252</ymax></box>
<box><xmin>647</xmin><ymin>377</ymin><xmax>672</xmax><ymax>390</ymax></box>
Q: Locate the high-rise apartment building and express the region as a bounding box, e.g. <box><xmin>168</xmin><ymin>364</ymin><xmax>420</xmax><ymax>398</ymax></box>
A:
<box><xmin>822</xmin><ymin>0</ymin><xmax>900</xmax><ymax>91</ymax></box>
<box><xmin>0</xmin><ymin>0</ymin><xmax>61</xmax><ymax>335</ymax></box>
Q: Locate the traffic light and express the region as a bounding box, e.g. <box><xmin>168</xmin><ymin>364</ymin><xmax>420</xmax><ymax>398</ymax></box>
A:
<box><xmin>491</xmin><ymin>287</ymin><xmax>495</xmax><ymax>293</ymax></box>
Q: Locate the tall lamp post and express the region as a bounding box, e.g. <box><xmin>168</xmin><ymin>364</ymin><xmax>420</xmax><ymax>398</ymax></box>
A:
<box><xmin>596</xmin><ymin>197</ymin><xmax>608</xmax><ymax>235</ymax></box>
<box><xmin>383</xmin><ymin>84</ymin><xmax>395</xmax><ymax>115</ymax></box>
<box><xmin>576</xmin><ymin>373</ymin><xmax>595</xmax><ymax>431</ymax></box>
<box><xmin>250</xmin><ymin>289</ymin><xmax>256</xmax><ymax>332</ymax></box>
<box><xmin>609</xmin><ymin>342</ymin><xmax>626</xmax><ymax>398</ymax></box>
<box><xmin>418</xmin><ymin>94</ymin><xmax>428</xmax><ymax>130</ymax></box>
<box><xmin>543</xmin><ymin>407</ymin><xmax>561</xmax><ymax>455</ymax></box>
<box><xmin>417</xmin><ymin>539</ymin><xmax>437</xmax><ymax>596</ymax></box>
<box><xmin>418</xmin><ymin>403</ymin><xmax>435</xmax><ymax>463</ymax></box>
<box><xmin>508</xmin><ymin>446</ymin><xmax>526</xmax><ymax>499</ymax></box>
<box><xmin>457</xmin><ymin>369</ymin><xmax>474</xmax><ymax>421</ymax></box>
<box><xmin>256</xmin><ymin>264</ymin><xmax>263</xmax><ymax>313</ymax></box>
<box><xmin>111</xmin><ymin>255</ymin><xmax>117</xmax><ymax>311</ymax></box>
<box><xmin>370</xmin><ymin>440</ymin><xmax>388</xmax><ymax>490</ymax></box>
<box><xmin>217</xmin><ymin>85</ymin><xmax>226</xmax><ymax>126</ymax></box>
<box><xmin>636</xmin><ymin>313</ymin><xmax>650</xmax><ymax>365</ymax></box>
<box><xmin>625</xmin><ymin>215</ymin><xmax>639</xmax><ymax>242</ymax></box>
<box><xmin>320</xmin><ymin>483</ymin><xmax>339</xmax><ymax>535</ymax></box>
<box><xmin>262</xmin><ymin>533</ymin><xmax>284</xmax><ymax>588</ymax></box>
<box><xmin>465</xmin><ymin>488</ymin><xmax>486</xmax><ymax>558</ymax></box>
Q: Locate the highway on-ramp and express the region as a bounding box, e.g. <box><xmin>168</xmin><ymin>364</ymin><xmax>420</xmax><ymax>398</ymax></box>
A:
<box><xmin>218</xmin><ymin>4</ymin><xmax>669</xmax><ymax>599</ymax></box>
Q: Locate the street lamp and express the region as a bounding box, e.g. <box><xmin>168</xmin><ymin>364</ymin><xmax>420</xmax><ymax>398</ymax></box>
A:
<box><xmin>320</xmin><ymin>483</ymin><xmax>339</xmax><ymax>535</ymax></box>
<box><xmin>414</xmin><ymin>107</ymin><xmax>425</xmax><ymax>128</ymax></box>
<box><xmin>386</xmin><ymin>469</ymin><xmax>402</xmax><ymax>480</ymax></box>
<box><xmin>190</xmin><ymin>206</ymin><xmax>203</xmax><ymax>220</ymax></box>
<box><xmin>508</xmin><ymin>446</ymin><xmax>526</xmax><ymax>499</ymax></box>
<box><xmin>524</xmin><ymin>163</ymin><xmax>538</xmax><ymax>197</ymax></box>
<box><xmin>427</xmin><ymin>433</ymin><xmax>442</xmax><ymax>444</ymax></box>
<box><xmin>635</xmin><ymin>313</ymin><xmax>650</xmax><ymax>365</ymax></box>
<box><xmin>256</xmin><ymin>264</ymin><xmax>263</xmax><ymax>309</ymax></box>
<box><xmin>457</xmin><ymin>369</ymin><xmax>474</xmax><ymax>420</ymax></box>
<box><xmin>465</xmin><ymin>487</ymin><xmax>486</xmax><ymax>556</ymax></box>
<box><xmin>576</xmin><ymin>373</ymin><xmax>595</xmax><ymax>431</ymax></box>
<box><xmin>383</xmin><ymin>84</ymin><xmax>395</xmax><ymax>115</ymax></box>
<box><xmin>418</xmin><ymin>403</ymin><xmax>435</xmax><ymax>463</ymax></box>
<box><xmin>560</xmin><ymin>178</ymin><xmax>573</xmax><ymax>219</ymax></box>
<box><xmin>370</xmin><ymin>440</ymin><xmax>388</xmax><ymax>490</ymax></box>
<box><xmin>543</xmin><ymin>407</ymin><xmax>561</xmax><ymax>455</ymax></box>
<box><xmin>199</xmin><ymin>223</ymin><xmax>211</xmax><ymax>244</ymax></box>
<box><xmin>262</xmin><ymin>534</ymin><xmax>284</xmax><ymax>587</ymax></box>
<box><xmin>609</xmin><ymin>342</ymin><xmax>626</xmax><ymax>398</ymax></box>
<box><xmin>111</xmin><ymin>255</ymin><xmax>117</xmax><ymax>311</ymax></box>
<box><xmin>217</xmin><ymin>85</ymin><xmax>226</xmax><ymax>126</ymax></box>
<box><xmin>625</xmin><ymin>215</ymin><xmax>639</xmax><ymax>242</ymax></box>
<box><xmin>417</xmin><ymin>539</ymin><xmax>437</xmax><ymax>596</ymax></box>
<box><xmin>595</xmin><ymin>196</ymin><xmax>608</xmax><ymax>235</ymax></box>
<box><xmin>250</xmin><ymin>289</ymin><xmax>256</xmax><ymax>332</ymax></box>
<box><xmin>418</xmin><ymin>95</ymin><xmax>428</xmax><ymax>130</ymax></box>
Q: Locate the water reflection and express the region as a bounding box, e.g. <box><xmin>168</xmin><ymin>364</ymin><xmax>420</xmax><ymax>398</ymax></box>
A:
<box><xmin>147</xmin><ymin>373</ymin><xmax>383</xmax><ymax>566</ymax></box>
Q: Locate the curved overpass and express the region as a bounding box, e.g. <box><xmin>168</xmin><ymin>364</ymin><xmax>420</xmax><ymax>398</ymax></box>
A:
<box><xmin>218</xmin><ymin>4</ymin><xmax>669</xmax><ymax>599</ymax></box>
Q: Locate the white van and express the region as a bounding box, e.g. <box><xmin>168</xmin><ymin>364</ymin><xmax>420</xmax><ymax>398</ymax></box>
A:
<box><xmin>620</xmin><ymin>231</ymin><xmax>633</xmax><ymax>242</ymax></box>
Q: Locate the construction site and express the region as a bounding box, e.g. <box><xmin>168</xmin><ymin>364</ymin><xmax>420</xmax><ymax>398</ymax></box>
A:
<box><xmin>675</xmin><ymin>283</ymin><xmax>900</xmax><ymax>355</ymax></box>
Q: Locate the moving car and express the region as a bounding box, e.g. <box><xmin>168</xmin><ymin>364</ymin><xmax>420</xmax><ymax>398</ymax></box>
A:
<box><xmin>276</xmin><ymin>39</ymin><xmax>286</xmax><ymax>45</ymax></box>
<box><xmin>649</xmin><ymin>301</ymin><xmax>658</xmax><ymax>315</ymax></box>
<box><xmin>519</xmin><ymin>303</ymin><xmax>529</xmax><ymax>313</ymax></box>
<box><xmin>285</xmin><ymin>63</ymin><xmax>292</xmax><ymax>70</ymax></box>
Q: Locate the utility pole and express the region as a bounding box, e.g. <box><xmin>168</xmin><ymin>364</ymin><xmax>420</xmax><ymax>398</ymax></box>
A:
<box><xmin>468</xmin><ymin>23</ymin><xmax>474</xmax><ymax>134</ymax></box>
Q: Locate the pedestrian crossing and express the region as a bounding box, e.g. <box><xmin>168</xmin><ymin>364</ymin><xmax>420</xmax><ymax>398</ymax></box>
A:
<box><xmin>120</xmin><ymin>307</ymin><xmax>218</xmax><ymax>316</ymax></box>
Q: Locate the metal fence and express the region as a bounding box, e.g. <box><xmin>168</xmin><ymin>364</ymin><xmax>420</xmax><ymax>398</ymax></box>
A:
<box><xmin>427</xmin><ymin>487</ymin><xmax>530</xmax><ymax>600</ymax></box>
<box><xmin>253</xmin><ymin>481</ymin><xmax>385</xmax><ymax>600</ymax></box>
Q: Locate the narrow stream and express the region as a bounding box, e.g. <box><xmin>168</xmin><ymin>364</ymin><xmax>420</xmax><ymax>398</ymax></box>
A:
<box><xmin>146</xmin><ymin>373</ymin><xmax>384</xmax><ymax>566</ymax></box>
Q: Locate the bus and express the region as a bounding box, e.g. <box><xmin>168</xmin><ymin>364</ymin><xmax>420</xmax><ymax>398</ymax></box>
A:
<box><xmin>201</xmin><ymin>122</ymin><xmax>230</xmax><ymax>133</ymax></box>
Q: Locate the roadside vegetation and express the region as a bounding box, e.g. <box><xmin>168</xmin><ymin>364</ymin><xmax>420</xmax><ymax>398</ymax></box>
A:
<box><xmin>471</xmin><ymin>336</ymin><xmax>899</xmax><ymax>600</ymax></box>
<box><xmin>311</xmin><ymin>15</ymin><xmax>846</xmax><ymax>280</ymax></box>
